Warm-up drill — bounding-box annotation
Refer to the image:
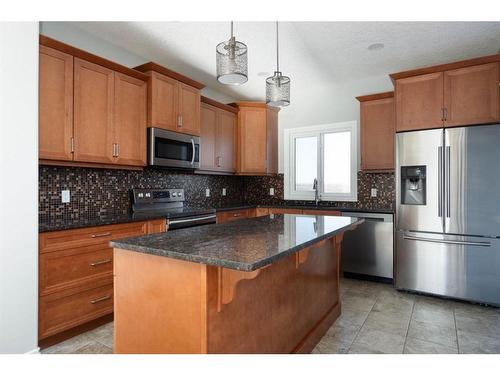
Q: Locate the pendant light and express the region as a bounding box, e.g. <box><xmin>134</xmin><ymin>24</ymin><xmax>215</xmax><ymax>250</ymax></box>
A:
<box><xmin>216</xmin><ymin>21</ymin><xmax>248</xmax><ymax>85</ymax></box>
<box><xmin>266</xmin><ymin>22</ymin><xmax>290</xmax><ymax>107</ymax></box>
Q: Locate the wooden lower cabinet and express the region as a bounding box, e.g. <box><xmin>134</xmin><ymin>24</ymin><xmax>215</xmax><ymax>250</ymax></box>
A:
<box><xmin>113</xmin><ymin>236</ymin><xmax>342</xmax><ymax>353</ymax></box>
<box><xmin>216</xmin><ymin>209</ymin><xmax>255</xmax><ymax>224</ymax></box>
<box><xmin>268</xmin><ymin>208</ymin><xmax>303</xmax><ymax>215</ymax></box>
<box><xmin>38</xmin><ymin>219</ymin><xmax>166</xmax><ymax>343</ymax></box>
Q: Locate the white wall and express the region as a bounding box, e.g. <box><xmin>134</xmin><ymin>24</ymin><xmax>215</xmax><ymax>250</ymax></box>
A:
<box><xmin>0</xmin><ymin>22</ymin><xmax>39</xmax><ymax>354</ymax></box>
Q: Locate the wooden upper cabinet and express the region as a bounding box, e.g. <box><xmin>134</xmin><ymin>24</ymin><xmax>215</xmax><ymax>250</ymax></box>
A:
<box><xmin>266</xmin><ymin>108</ymin><xmax>279</xmax><ymax>174</ymax></box>
<box><xmin>200</xmin><ymin>103</ymin><xmax>217</xmax><ymax>171</ymax></box>
<box><xmin>357</xmin><ymin>92</ymin><xmax>395</xmax><ymax>170</ymax></box>
<box><xmin>178</xmin><ymin>83</ymin><xmax>201</xmax><ymax>136</ymax></box>
<box><xmin>235</xmin><ymin>102</ymin><xmax>279</xmax><ymax>175</ymax></box>
<box><xmin>39</xmin><ymin>46</ymin><xmax>74</xmax><ymax>161</ymax></box>
<box><xmin>395</xmin><ymin>72</ymin><xmax>444</xmax><ymax>132</ymax></box>
<box><xmin>134</xmin><ymin>62</ymin><xmax>205</xmax><ymax>137</ymax></box>
<box><xmin>148</xmin><ymin>71</ymin><xmax>178</xmax><ymax>131</ymax></box>
<box><xmin>443</xmin><ymin>63</ymin><xmax>500</xmax><ymax>127</ymax></box>
<box><xmin>73</xmin><ymin>58</ymin><xmax>115</xmax><ymax>164</ymax></box>
<box><xmin>114</xmin><ymin>73</ymin><xmax>147</xmax><ymax>166</ymax></box>
<box><xmin>217</xmin><ymin>110</ymin><xmax>236</xmax><ymax>172</ymax></box>
<box><xmin>200</xmin><ymin>99</ymin><xmax>236</xmax><ymax>173</ymax></box>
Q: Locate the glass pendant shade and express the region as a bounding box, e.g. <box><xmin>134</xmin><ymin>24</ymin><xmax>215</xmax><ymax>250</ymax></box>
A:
<box><xmin>266</xmin><ymin>22</ymin><xmax>290</xmax><ymax>107</ymax></box>
<box><xmin>216</xmin><ymin>23</ymin><xmax>248</xmax><ymax>85</ymax></box>
<box><xmin>266</xmin><ymin>71</ymin><xmax>290</xmax><ymax>107</ymax></box>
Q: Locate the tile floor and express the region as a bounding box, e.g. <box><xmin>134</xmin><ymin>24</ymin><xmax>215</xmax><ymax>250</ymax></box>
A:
<box><xmin>42</xmin><ymin>278</ymin><xmax>500</xmax><ymax>354</ymax></box>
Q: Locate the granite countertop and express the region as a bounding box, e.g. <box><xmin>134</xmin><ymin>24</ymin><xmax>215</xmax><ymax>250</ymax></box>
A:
<box><xmin>39</xmin><ymin>204</ymin><xmax>392</xmax><ymax>232</ymax></box>
<box><xmin>110</xmin><ymin>214</ymin><xmax>363</xmax><ymax>271</ymax></box>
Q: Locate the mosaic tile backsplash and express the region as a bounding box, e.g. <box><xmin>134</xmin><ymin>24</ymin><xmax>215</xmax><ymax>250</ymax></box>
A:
<box><xmin>39</xmin><ymin>167</ymin><xmax>394</xmax><ymax>225</ymax></box>
<box><xmin>244</xmin><ymin>172</ymin><xmax>395</xmax><ymax>211</ymax></box>
<box><xmin>39</xmin><ymin>166</ymin><xmax>245</xmax><ymax>223</ymax></box>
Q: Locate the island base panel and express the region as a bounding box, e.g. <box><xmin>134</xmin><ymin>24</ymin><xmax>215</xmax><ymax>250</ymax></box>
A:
<box><xmin>113</xmin><ymin>236</ymin><xmax>342</xmax><ymax>353</ymax></box>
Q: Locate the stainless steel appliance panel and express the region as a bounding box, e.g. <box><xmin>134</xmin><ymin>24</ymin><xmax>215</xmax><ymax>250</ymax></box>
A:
<box><xmin>341</xmin><ymin>212</ymin><xmax>394</xmax><ymax>279</ymax></box>
<box><xmin>148</xmin><ymin>127</ymin><xmax>200</xmax><ymax>169</ymax></box>
<box><xmin>396</xmin><ymin>230</ymin><xmax>500</xmax><ymax>306</ymax></box>
<box><xmin>396</xmin><ymin>129</ymin><xmax>444</xmax><ymax>233</ymax></box>
<box><xmin>445</xmin><ymin>124</ymin><xmax>500</xmax><ymax>237</ymax></box>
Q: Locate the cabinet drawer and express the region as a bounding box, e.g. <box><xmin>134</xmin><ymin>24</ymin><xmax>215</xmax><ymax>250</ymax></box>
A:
<box><xmin>39</xmin><ymin>281</ymin><xmax>113</xmax><ymax>339</ymax></box>
<box><xmin>40</xmin><ymin>245</ymin><xmax>113</xmax><ymax>296</ymax></box>
<box><xmin>269</xmin><ymin>208</ymin><xmax>303</xmax><ymax>215</ymax></box>
<box><xmin>217</xmin><ymin>209</ymin><xmax>253</xmax><ymax>224</ymax></box>
<box><xmin>40</xmin><ymin>221</ymin><xmax>149</xmax><ymax>253</ymax></box>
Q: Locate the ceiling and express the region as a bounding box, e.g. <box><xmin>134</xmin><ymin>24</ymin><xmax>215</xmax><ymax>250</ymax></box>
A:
<box><xmin>69</xmin><ymin>22</ymin><xmax>500</xmax><ymax>125</ymax></box>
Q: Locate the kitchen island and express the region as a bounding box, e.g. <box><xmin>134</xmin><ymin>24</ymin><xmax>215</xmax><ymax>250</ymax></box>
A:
<box><xmin>111</xmin><ymin>213</ymin><xmax>362</xmax><ymax>353</ymax></box>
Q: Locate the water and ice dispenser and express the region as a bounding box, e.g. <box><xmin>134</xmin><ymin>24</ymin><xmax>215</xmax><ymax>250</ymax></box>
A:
<box><xmin>401</xmin><ymin>166</ymin><xmax>426</xmax><ymax>205</ymax></box>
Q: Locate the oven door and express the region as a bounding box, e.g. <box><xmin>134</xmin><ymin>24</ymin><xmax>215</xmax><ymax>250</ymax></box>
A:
<box><xmin>148</xmin><ymin>127</ymin><xmax>200</xmax><ymax>169</ymax></box>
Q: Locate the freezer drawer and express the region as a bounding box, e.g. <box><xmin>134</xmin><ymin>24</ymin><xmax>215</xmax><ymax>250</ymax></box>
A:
<box><xmin>396</xmin><ymin>230</ymin><xmax>500</xmax><ymax>306</ymax></box>
<box><xmin>341</xmin><ymin>212</ymin><xmax>394</xmax><ymax>279</ymax></box>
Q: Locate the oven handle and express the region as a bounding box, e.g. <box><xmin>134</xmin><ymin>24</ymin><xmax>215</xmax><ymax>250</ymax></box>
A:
<box><xmin>190</xmin><ymin>139</ymin><xmax>195</xmax><ymax>165</ymax></box>
<box><xmin>168</xmin><ymin>214</ymin><xmax>216</xmax><ymax>226</ymax></box>
<box><xmin>403</xmin><ymin>234</ymin><xmax>491</xmax><ymax>247</ymax></box>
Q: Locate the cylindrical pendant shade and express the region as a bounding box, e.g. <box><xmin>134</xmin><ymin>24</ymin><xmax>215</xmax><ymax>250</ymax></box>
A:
<box><xmin>216</xmin><ymin>37</ymin><xmax>248</xmax><ymax>85</ymax></box>
<box><xmin>266</xmin><ymin>71</ymin><xmax>290</xmax><ymax>107</ymax></box>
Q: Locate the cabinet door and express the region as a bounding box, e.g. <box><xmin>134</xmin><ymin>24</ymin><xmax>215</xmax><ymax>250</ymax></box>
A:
<box><xmin>360</xmin><ymin>97</ymin><xmax>395</xmax><ymax>170</ymax></box>
<box><xmin>444</xmin><ymin>63</ymin><xmax>500</xmax><ymax>127</ymax></box>
<box><xmin>74</xmin><ymin>58</ymin><xmax>114</xmax><ymax>163</ymax></box>
<box><xmin>237</xmin><ymin>108</ymin><xmax>267</xmax><ymax>174</ymax></box>
<box><xmin>114</xmin><ymin>73</ymin><xmax>147</xmax><ymax>166</ymax></box>
<box><xmin>395</xmin><ymin>72</ymin><xmax>444</xmax><ymax>131</ymax></box>
<box><xmin>39</xmin><ymin>46</ymin><xmax>74</xmax><ymax>161</ymax></box>
<box><xmin>217</xmin><ymin>110</ymin><xmax>236</xmax><ymax>172</ymax></box>
<box><xmin>200</xmin><ymin>103</ymin><xmax>217</xmax><ymax>171</ymax></box>
<box><xmin>149</xmin><ymin>72</ymin><xmax>178</xmax><ymax>131</ymax></box>
<box><xmin>266</xmin><ymin>108</ymin><xmax>279</xmax><ymax>174</ymax></box>
<box><xmin>178</xmin><ymin>83</ymin><xmax>201</xmax><ymax>136</ymax></box>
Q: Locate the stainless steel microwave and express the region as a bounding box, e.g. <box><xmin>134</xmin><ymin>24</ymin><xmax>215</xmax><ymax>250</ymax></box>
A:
<box><xmin>148</xmin><ymin>127</ymin><xmax>200</xmax><ymax>169</ymax></box>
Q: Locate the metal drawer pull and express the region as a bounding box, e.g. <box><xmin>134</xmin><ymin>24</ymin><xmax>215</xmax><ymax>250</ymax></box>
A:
<box><xmin>403</xmin><ymin>235</ymin><xmax>491</xmax><ymax>247</ymax></box>
<box><xmin>233</xmin><ymin>213</ymin><xmax>243</xmax><ymax>217</ymax></box>
<box><xmin>90</xmin><ymin>295</ymin><xmax>111</xmax><ymax>304</ymax></box>
<box><xmin>91</xmin><ymin>232</ymin><xmax>111</xmax><ymax>238</ymax></box>
<box><xmin>89</xmin><ymin>259</ymin><xmax>112</xmax><ymax>267</ymax></box>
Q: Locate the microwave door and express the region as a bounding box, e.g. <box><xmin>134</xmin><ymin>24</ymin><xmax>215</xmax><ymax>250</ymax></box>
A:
<box><xmin>445</xmin><ymin>124</ymin><xmax>500</xmax><ymax>237</ymax></box>
<box><xmin>396</xmin><ymin>129</ymin><xmax>444</xmax><ymax>233</ymax></box>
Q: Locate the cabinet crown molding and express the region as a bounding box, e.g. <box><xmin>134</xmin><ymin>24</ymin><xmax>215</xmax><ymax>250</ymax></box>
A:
<box><xmin>39</xmin><ymin>35</ymin><xmax>149</xmax><ymax>82</ymax></box>
<box><xmin>201</xmin><ymin>96</ymin><xmax>239</xmax><ymax>114</ymax></box>
<box><xmin>389</xmin><ymin>53</ymin><xmax>500</xmax><ymax>83</ymax></box>
<box><xmin>134</xmin><ymin>62</ymin><xmax>205</xmax><ymax>90</ymax></box>
<box><xmin>356</xmin><ymin>91</ymin><xmax>394</xmax><ymax>102</ymax></box>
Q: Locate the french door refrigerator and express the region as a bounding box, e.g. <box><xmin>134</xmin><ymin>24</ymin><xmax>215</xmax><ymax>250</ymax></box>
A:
<box><xmin>396</xmin><ymin>124</ymin><xmax>500</xmax><ymax>306</ymax></box>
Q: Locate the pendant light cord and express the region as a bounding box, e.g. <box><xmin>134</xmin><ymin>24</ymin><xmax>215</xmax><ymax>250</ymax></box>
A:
<box><xmin>231</xmin><ymin>21</ymin><xmax>234</xmax><ymax>39</ymax></box>
<box><xmin>276</xmin><ymin>21</ymin><xmax>279</xmax><ymax>72</ymax></box>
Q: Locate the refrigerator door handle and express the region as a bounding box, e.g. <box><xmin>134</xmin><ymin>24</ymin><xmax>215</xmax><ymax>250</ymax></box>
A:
<box><xmin>445</xmin><ymin>145</ymin><xmax>451</xmax><ymax>218</ymax></box>
<box><xmin>438</xmin><ymin>146</ymin><xmax>443</xmax><ymax>218</ymax></box>
<box><xmin>403</xmin><ymin>234</ymin><xmax>491</xmax><ymax>247</ymax></box>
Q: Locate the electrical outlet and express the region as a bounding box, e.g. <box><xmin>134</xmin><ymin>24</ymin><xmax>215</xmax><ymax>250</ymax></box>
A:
<box><xmin>222</xmin><ymin>188</ymin><xmax>227</xmax><ymax>196</ymax></box>
<box><xmin>269</xmin><ymin>187</ymin><xmax>275</xmax><ymax>196</ymax></box>
<box><xmin>61</xmin><ymin>190</ymin><xmax>70</xmax><ymax>203</ymax></box>
<box><xmin>371</xmin><ymin>188</ymin><xmax>378</xmax><ymax>198</ymax></box>
<box><xmin>205</xmin><ymin>188</ymin><xmax>210</xmax><ymax>197</ymax></box>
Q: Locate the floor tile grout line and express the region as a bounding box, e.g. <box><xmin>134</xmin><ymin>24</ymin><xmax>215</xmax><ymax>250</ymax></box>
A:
<box><xmin>453</xmin><ymin>307</ymin><xmax>460</xmax><ymax>354</ymax></box>
<box><xmin>402</xmin><ymin>295</ymin><xmax>416</xmax><ymax>354</ymax></box>
<box><xmin>345</xmin><ymin>285</ymin><xmax>380</xmax><ymax>354</ymax></box>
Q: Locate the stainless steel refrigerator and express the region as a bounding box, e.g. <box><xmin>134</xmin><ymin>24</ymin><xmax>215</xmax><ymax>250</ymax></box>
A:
<box><xmin>396</xmin><ymin>124</ymin><xmax>500</xmax><ymax>306</ymax></box>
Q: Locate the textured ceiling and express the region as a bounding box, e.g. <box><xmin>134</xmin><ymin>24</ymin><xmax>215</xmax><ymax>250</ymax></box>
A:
<box><xmin>68</xmin><ymin>21</ymin><xmax>500</xmax><ymax>128</ymax></box>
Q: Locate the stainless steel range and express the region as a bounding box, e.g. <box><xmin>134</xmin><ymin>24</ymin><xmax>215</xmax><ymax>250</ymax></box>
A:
<box><xmin>131</xmin><ymin>188</ymin><xmax>216</xmax><ymax>230</ymax></box>
<box><xmin>396</xmin><ymin>124</ymin><xmax>500</xmax><ymax>306</ymax></box>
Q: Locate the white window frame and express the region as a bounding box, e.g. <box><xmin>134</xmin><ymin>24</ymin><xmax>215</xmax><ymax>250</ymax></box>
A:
<box><xmin>284</xmin><ymin>121</ymin><xmax>358</xmax><ymax>202</ymax></box>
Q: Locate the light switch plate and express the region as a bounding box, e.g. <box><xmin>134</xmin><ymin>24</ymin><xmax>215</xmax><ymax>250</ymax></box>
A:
<box><xmin>269</xmin><ymin>188</ymin><xmax>275</xmax><ymax>196</ymax></box>
<box><xmin>222</xmin><ymin>188</ymin><xmax>226</xmax><ymax>196</ymax></box>
<box><xmin>371</xmin><ymin>188</ymin><xmax>378</xmax><ymax>198</ymax></box>
<box><xmin>205</xmin><ymin>188</ymin><xmax>210</xmax><ymax>197</ymax></box>
<box><xmin>61</xmin><ymin>190</ymin><xmax>70</xmax><ymax>203</ymax></box>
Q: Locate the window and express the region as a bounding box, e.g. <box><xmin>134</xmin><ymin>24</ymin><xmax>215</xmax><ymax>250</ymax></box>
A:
<box><xmin>284</xmin><ymin>121</ymin><xmax>358</xmax><ymax>201</ymax></box>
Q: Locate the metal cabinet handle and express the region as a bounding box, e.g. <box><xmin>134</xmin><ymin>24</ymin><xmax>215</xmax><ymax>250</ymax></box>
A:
<box><xmin>116</xmin><ymin>143</ymin><xmax>120</xmax><ymax>157</ymax></box>
<box><xmin>70</xmin><ymin>137</ymin><xmax>75</xmax><ymax>153</ymax></box>
<box><xmin>91</xmin><ymin>232</ymin><xmax>111</xmax><ymax>238</ymax></box>
<box><xmin>446</xmin><ymin>146</ymin><xmax>450</xmax><ymax>218</ymax></box>
<box><xmin>444</xmin><ymin>107</ymin><xmax>448</xmax><ymax>121</ymax></box>
<box><xmin>90</xmin><ymin>295</ymin><xmax>112</xmax><ymax>304</ymax></box>
<box><xmin>178</xmin><ymin>115</ymin><xmax>183</xmax><ymax>128</ymax></box>
<box><xmin>232</xmin><ymin>213</ymin><xmax>242</xmax><ymax>217</ymax></box>
<box><xmin>438</xmin><ymin>146</ymin><xmax>443</xmax><ymax>218</ymax></box>
<box><xmin>89</xmin><ymin>259</ymin><xmax>112</xmax><ymax>267</ymax></box>
<box><xmin>217</xmin><ymin>156</ymin><xmax>222</xmax><ymax>167</ymax></box>
<box><xmin>403</xmin><ymin>234</ymin><xmax>491</xmax><ymax>247</ymax></box>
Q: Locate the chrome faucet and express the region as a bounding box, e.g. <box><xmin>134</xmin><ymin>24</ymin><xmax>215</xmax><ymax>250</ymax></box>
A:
<box><xmin>313</xmin><ymin>178</ymin><xmax>320</xmax><ymax>206</ymax></box>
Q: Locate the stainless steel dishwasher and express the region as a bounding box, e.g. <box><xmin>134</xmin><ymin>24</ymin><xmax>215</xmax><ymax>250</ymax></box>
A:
<box><xmin>341</xmin><ymin>211</ymin><xmax>394</xmax><ymax>282</ymax></box>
